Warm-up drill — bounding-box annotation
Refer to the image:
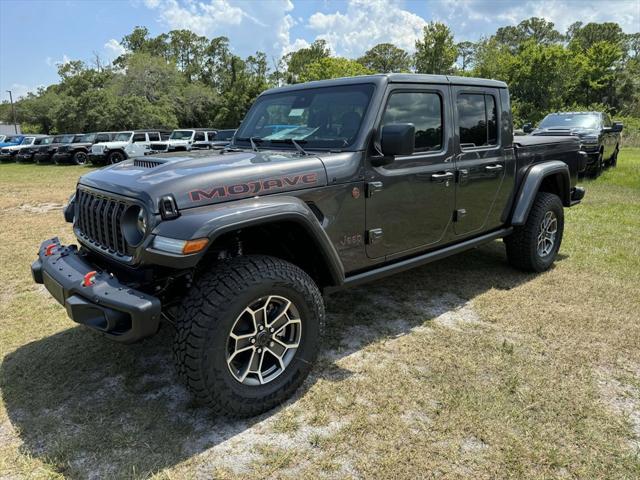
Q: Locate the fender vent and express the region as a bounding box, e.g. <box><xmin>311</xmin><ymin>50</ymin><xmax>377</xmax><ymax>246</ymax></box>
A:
<box><xmin>134</xmin><ymin>158</ymin><xmax>163</xmax><ymax>168</ymax></box>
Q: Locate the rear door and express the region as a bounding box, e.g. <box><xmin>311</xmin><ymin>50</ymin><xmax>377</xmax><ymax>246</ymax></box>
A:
<box><xmin>452</xmin><ymin>88</ymin><xmax>506</xmax><ymax>235</ymax></box>
<box><xmin>365</xmin><ymin>84</ymin><xmax>455</xmax><ymax>259</ymax></box>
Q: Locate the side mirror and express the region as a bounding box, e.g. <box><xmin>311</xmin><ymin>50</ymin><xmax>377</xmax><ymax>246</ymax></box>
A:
<box><xmin>612</xmin><ymin>121</ymin><xmax>624</xmax><ymax>133</ymax></box>
<box><xmin>522</xmin><ymin>122</ymin><xmax>533</xmax><ymax>134</ymax></box>
<box><xmin>377</xmin><ymin>123</ymin><xmax>415</xmax><ymax>162</ymax></box>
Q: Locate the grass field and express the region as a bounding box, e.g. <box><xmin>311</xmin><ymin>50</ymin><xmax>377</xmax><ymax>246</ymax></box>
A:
<box><xmin>1</xmin><ymin>150</ymin><xmax>639</xmax><ymax>479</ymax></box>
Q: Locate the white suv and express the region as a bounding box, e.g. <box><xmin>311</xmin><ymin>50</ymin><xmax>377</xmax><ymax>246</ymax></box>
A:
<box><xmin>88</xmin><ymin>131</ymin><xmax>161</xmax><ymax>164</ymax></box>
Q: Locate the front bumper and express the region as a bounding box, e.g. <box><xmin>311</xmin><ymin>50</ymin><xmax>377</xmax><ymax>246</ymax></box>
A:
<box><xmin>16</xmin><ymin>153</ymin><xmax>34</xmax><ymax>162</ymax></box>
<box><xmin>88</xmin><ymin>153</ymin><xmax>107</xmax><ymax>163</ymax></box>
<box><xmin>53</xmin><ymin>152</ymin><xmax>73</xmax><ymax>163</ymax></box>
<box><xmin>32</xmin><ymin>238</ymin><xmax>161</xmax><ymax>343</ymax></box>
<box><xmin>0</xmin><ymin>153</ymin><xmax>15</xmax><ymax>162</ymax></box>
<box><xmin>34</xmin><ymin>153</ymin><xmax>53</xmax><ymax>163</ymax></box>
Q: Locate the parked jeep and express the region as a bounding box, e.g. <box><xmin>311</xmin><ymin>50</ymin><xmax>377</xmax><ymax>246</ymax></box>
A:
<box><xmin>16</xmin><ymin>136</ymin><xmax>54</xmax><ymax>163</ymax></box>
<box><xmin>33</xmin><ymin>133</ymin><xmax>77</xmax><ymax>164</ymax></box>
<box><xmin>149</xmin><ymin>129</ymin><xmax>215</xmax><ymax>153</ymax></box>
<box><xmin>0</xmin><ymin>135</ymin><xmax>48</xmax><ymax>162</ymax></box>
<box><xmin>53</xmin><ymin>132</ymin><xmax>118</xmax><ymax>165</ymax></box>
<box><xmin>210</xmin><ymin>129</ymin><xmax>236</xmax><ymax>149</ymax></box>
<box><xmin>89</xmin><ymin>130</ymin><xmax>161</xmax><ymax>164</ymax></box>
<box><xmin>524</xmin><ymin>111</ymin><xmax>622</xmax><ymax>177</ymax></box>
<box><xmin>33</xmin><ymin>74</ymin><xmax>585</xmax><ymax>416</ymax></box>
<box><xmin>0</xmin><ymin>134</ymin><xmax>25</xmax><ymax>148</ymax></box>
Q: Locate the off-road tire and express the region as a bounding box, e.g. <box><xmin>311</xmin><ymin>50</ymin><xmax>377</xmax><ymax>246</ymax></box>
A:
<box><xmin>609</xmin><ymin>145</ymin><xmax>619</xmax><ymax>168</ymax></box>
<box><xmin>590</xmin><ymin>151</ymin><xmax>604</xmax><ymax>178</ymax></box>
<box><xmin>173</xmin><ymin>255</ymin><xmax>324</xmax><ymax>417</ymax></box>
<box><xmin>72</xmin><ymin>150</ymin><xmax>88</xmax><ymax>165</ymax></box>
<box><xmin>107</xmin><ymin>151</ymin><xmax>125</xmax><ymax>164</ymax></box>
<box><xmin>505</xmin><ymin>192</ymin><xmax>564</xmax><ymax>272</ymax></box>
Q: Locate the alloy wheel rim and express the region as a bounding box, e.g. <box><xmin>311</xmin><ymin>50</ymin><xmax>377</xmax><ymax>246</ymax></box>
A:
<box><xmin>76</xmin><ymin>153</ymin><xmax>87</xmax><ymax>164</ymax></box>
<box><xmin>537</xmin><ymin>210</ymin><xmax>557</xmax><ymax>257</ymax></box>
<box><xmin>226</xmin><ymin>295</ymin><xmax>302</xmax><ymax>386</ymax></box>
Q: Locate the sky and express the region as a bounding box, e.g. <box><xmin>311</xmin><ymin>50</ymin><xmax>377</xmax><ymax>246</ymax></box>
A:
<box><xmin>1</xmin><ymin>0</ymin><xmax>639</xmax><ymax>103</ymax></box>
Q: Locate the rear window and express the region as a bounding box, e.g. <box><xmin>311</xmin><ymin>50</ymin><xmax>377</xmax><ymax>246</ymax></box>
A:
<box><xmin>457</xmin><ymin>93</ymin><xmax>498</xmax><ymax>149</ymax></box>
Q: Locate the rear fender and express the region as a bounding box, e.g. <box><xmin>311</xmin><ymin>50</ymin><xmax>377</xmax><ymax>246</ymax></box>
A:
<box><xmin>511</xmin><ymin>161</ymin><xmax>570</xmax><ymax>225</ymax></box>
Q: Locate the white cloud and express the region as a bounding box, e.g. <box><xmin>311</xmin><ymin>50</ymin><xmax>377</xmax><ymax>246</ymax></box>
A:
<box><xmin>4</xmin><ymin>83</ymin><xmax>42</xmax><ymax>101</ymax></box>
<box><xmin>45</xmin><ymin>54</ymin><xmax>71</xmax><ymax>67</ymax></box>
<box><xmin>144</xmin><ymin>0</ymin><xmax>298</xmax><ymax>57</ymax></box>
<box><xmin>307</xmin><ymin>0</ymin><xmax>427</xmax><ymax>57</ymax></box>
<box><xmin>104</xmin><ymin>38</ymin><xmax>126</xmax><ymax>56</ymax></box>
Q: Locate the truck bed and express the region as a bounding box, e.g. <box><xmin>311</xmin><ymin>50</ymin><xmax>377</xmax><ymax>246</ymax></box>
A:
<box><xmin>514</xmin><ymin>135</ymin><xmax>583</xmax><ymax>179</ymax></box>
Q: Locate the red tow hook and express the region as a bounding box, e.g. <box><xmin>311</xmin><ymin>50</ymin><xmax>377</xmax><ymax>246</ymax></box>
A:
<box><xmin>44</xmin><ymin>244</ymin><xmax>57</xmax><ymax>256</ymax></box>
<box><xmin>82</xmin><ymin>271</ymin><xmax>97</xmax><ymax>287</ymax></box>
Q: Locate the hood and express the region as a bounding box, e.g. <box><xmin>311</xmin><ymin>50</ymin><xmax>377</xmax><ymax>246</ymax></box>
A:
<box><xmin>0</xmin><ymin>142</ymin><xmax>21</xmax><ymax>148</ymax></box>
<box><xmin>532</xmin><ymin>127</ymin><xmax>599</xmax><ymax>138</ymax></box>
<box><xmin>79</xmin><ymin>149</ymin><xmax>328</xmax><ymax>212</ymax></box>
<box><xmin>93</xmin><ymin>141</ymin><xmax>129</xmax><ymax>150</ymax></box>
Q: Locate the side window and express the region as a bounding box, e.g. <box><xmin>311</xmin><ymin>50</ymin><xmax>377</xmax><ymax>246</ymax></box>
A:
<box><xmin>194</xmin><ymin>132</ymin><xmax>205</xmax><ymax>141</ymax></box>
<box><xmin>148</xmin><ymin>132</ymin><xmax>160</xmax><ymax>141</ymax></box>
<box><xmin>381</xmin><ymin>91</ymin><xmax>443</xmax><ymax>152</ymax></box>
<box><xmin>207</xmin><ymin>131</ymin><xmax>217</xmax><ymax>140</ymax></box>
<box><xmin>95</xmin><ymin>134</ymin><xmax>109</xmax><ymax>142</ymax></box>
<box><xmin>132</xmin><ymin>133</ymin><xmax>146</xmax><ymax>143</ymax></box>
<box><xmin>457</xmin><ymin>93</ymin><xmax>498</xmax><ymax>148</ymax></box>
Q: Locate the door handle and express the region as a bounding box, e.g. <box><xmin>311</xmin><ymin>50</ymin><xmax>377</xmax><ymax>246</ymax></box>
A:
<box><xmin>485</xmin><ymin>164</ymin><xmax>504</xmax><ymax>172</ymax></box>
<box><xmin>431</xmin><ymin>171</ymin><xmax>455</xmax><ymax>182</ymax></box>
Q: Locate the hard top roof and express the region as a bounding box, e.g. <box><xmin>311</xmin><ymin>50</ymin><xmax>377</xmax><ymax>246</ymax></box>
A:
<box><xmin>261</xmin><ymin>73</ymin><xmax>507</xmax><ymax>96</ymax></box>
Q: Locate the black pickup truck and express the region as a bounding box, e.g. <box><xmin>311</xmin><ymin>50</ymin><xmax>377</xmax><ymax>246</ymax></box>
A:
<box><xmin>524</xmin><ymin>111</ymin><xmax>622</xmax><ymax>177</ymax></box>
<box><xmin>32</xmin><ymin>74</ymin><xmax>585</xmax><ymax>416</ymax></box>
<box><xmin>53</xmin><ymin>132</ymin><xmax>116</xmax><ymax>165</ymax></box>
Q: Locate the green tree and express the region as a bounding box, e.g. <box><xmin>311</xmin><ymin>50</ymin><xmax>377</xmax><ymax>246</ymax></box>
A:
<box><xmin>298</xmin><ymin>57</ymin><xmax>372</xmax><ymax>82</ymax></box>
<box><xmin>456</xmin><ymin>41</ymin><xmax>476</xmax><ymax>71</ymax></box>
<box><xmin>283</xmin><ymin>40</ymin><xmax>331</xmax><ymax>83</ymax></box>
<box><xmin>414</xmin><ymin>22</ymin><xmax>458</xmax><ymax>74</ymax></box>
<box><xmin>495</xmin><ymin>17</ymin><xmax>563</xmax><ymax>52</ymax></box>
<box><xmin>357</xmin><ymin>43</ymin><xmax>411</xmax><ymax>73</ymax></box>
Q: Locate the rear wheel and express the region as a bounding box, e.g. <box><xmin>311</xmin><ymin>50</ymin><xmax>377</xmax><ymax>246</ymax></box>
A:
<box><xmin>173</xmin><ymin>255</ymin><xmax>324</xmax><ymax>417</ymax></box>
<box><xmin>506</xmin><ymin>192</ymin><xmax>564</xmax><ymax>272</ymax></box>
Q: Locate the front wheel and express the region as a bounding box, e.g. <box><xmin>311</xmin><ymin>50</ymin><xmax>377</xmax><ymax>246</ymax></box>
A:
<box><xmin>610</xmin><ymin>145</ymin><xmax>619</xmax><ymax>168</ymax></box>
<box><xmin>72</xmin><ymin>150</ymin><xmax>88</xmax><ymax>165</ymax></box>
<box><xmin>173</xmin><ymin>255</ymin><xmax>324</xmax><ymax>417</ymax></box>
<box><xmin>107</xmin><ymin>151</ymin><xmax>125</xmax><ymax>164</ymax></box>
<box><xmin>505</xmin><ymin>192</ymin><xmax>564</xmax><ymax>272</ymax></box>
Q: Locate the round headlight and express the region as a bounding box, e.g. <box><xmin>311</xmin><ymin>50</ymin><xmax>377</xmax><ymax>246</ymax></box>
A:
<box><xmin>121</xmin><ymin>205</ymin><xmax>147</xmax><ymax>246</ymax></box>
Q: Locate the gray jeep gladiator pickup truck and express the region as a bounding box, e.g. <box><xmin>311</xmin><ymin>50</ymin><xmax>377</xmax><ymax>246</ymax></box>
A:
<box><xmin>32</xmin><ymin>74</ymin><xmax>586</xmax><ymax>416</ymax></box>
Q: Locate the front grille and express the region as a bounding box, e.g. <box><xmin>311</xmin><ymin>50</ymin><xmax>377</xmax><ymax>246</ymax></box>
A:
<box><xmin>134</xmin><ymin>158</ymin><xmax>163</xmax><ymax>168</ymax></box>
<box><xmin>76</xmin><ymin>188</ymin><xmax>129</xmax><ymax>256</ymax></box>
<box><xmin>149</xmin><ymin>143</ymin><xmax>167</xmax><ymax>151</ymax></box>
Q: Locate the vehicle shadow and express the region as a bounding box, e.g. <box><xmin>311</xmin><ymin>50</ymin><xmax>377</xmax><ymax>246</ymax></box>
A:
<box><xmin>1</xmin><ymin>240</ymin><xmax>555</xmax><ymax>478</ymax></box>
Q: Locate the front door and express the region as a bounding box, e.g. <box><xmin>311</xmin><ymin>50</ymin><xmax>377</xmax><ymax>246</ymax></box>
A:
<box><xmin>365</xmin><ymin>85</ymin><xmax>455</xmax><ymax>259</ymax></box>
<box><xmin>452</xmin><ymin>88</ymin><xmax>506</xmax><ymax>235</ymax></box>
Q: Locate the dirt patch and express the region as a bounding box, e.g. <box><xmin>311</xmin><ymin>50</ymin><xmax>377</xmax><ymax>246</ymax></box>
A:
<box><xmin>11</xmin><ymin>203</ymin><xmax>64</xmax><ymax>214</ymax></box>
<box><xmin>598</xmin><ymin>366</ymin><xmax>640</xmax><ymax>450</ymax></box>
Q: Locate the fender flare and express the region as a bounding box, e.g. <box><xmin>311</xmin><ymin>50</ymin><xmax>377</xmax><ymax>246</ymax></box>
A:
<box><xmin>152</xmin><ymin>195</ymin><xmax>345</xmax><ymax>285</ymax></box>
<box><xmin>511</xmin><ymin>161</ymin><xmax>570</xmax><ymax>226</ymax></box>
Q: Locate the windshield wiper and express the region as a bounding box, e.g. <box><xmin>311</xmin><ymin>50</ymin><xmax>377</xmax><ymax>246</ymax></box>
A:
<box><xmin>268</xmin><ymin>138</ymin><xmax>310</xmax><ymax>156</ymax></box>
<box><xmin>235</xmin><ymin>136</ymin><xmax>263</xmax><ymax>152</ymax></box>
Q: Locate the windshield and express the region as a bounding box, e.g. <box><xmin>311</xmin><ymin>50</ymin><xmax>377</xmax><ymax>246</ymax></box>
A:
<box><xmin>114</xmin><ymin>132</ymin><xmax>133</xmax><ymax>142</ymax></box>
<box><xmin>215</xmin><ymin>130</ymin><xmax>235</xmax><ymax>140</ymax></box>
<box><xmin>78</xmin><ymin>133</ymin><xmax>96</xmax><ymax>142</ymax></box>
<box><xmin>539</xmin><ymin>114</ymin><xmax>600</xmax><ymax>129</ymax></box>
<box><xmin>21</xmin><ymin>137</ymin><xmax>35</xmax><ymax>145</ymax></box>
<box><xmin>170</xmin><ymin>130</ymin><xmax>194</xmax><ymax>140</ymax></box>
<box><xmin>236</xmin><ymin>84</ymin><xmax>374</xmax><ymax>149</ymax></box>
<box><xmin>38</xmin><ymin>137</ymin><xmax>53</xmax><ymax>145</ymax></box>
